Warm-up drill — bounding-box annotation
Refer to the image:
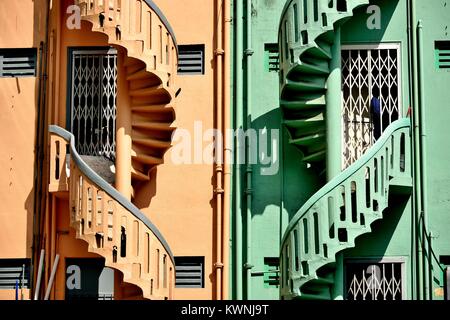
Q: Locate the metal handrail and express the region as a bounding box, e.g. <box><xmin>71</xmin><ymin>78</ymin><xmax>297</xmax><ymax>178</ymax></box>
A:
<box><xmin>49</xmin><ymin>125</ymin><xmax>175</xmax><ymax>263</ymax></box>
<box><xmin>280</xmin><ymin>117</ymin><xmax>412</xmax><ymax>251</ymax></box>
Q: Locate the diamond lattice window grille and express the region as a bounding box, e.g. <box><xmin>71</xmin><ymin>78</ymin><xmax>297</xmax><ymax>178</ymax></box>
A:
<box><xmin>346</xmin><ymin>260</ymin><xmax>405</xmax><ymax>300</ymax></box>
<box><xmin>70</xmin><ymin>49</ymin><xmax>117</xmax><ymax>160</ymax></box>
<box><xmin>341</xmin><ymin>45</ymin><xmax>402</xmax><ymax>169</ymax></box>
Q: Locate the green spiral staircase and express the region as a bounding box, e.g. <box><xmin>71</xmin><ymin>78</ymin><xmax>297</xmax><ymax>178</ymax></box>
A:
<box><xmin>279</xmin><ymin>0</ymin><xmax>370</xmax><ymax>173</ymax></box>
<box><xmin>280</xmin><ymin>118</ymin><xmax>412</xmax><ymax>299</ymax></box>
<box><xmin>277</xmin><ymin>0</ymin><xmax>413</xmax><ymax>300</ymax></box>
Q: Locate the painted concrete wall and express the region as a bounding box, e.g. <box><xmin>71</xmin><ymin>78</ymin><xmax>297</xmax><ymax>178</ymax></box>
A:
<box><xmin>339</xmin><ymin>0</ymin><xmax>414</xmax><ymax>300</ymax></box>
<box><xmin>0</xmin><ymin>0</ymin><xmax>47</xmax><ymax>300</ymax></box>
<box><xmin>37</xmin><ymin>0</ymin><xmax>218</xmax><ymax>300</ymax></box>
<box><xmin>341</xmin><ymin>0</ymin><xmax>450</xmax><ymax>300</ymax></box>
<box><xmin>231</xmin><ymin>0</ymin><xmax>322</xmax><ymax>299</ymax></box>
<box><xmin>415</xmin><ymin>0</ymin><xmax>450</xmax><ymax>300</ymax></box>
<box><xmin>45</xmin><ymin>0</ymin><xmax>115</xmax><ymax>300</ymax></box>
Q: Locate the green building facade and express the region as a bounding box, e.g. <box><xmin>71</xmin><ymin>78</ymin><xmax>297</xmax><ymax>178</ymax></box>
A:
<box><xmin>231</xmin><ymin>0</ymin><xmax>450</xmax><ymax>300</ymax></box>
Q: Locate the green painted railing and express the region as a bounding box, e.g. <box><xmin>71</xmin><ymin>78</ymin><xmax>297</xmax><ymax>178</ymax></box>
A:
<box><xmin>280</xmin><ymin>118</ymin><xmax>412</xmax><ymax>299</ymax></box>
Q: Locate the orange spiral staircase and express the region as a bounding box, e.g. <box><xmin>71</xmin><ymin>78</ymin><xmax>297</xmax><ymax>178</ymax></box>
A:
<box><xmin>48</xmin><ymin>0</ymin><xmax>179</xmax><ymax>299</ymax></box>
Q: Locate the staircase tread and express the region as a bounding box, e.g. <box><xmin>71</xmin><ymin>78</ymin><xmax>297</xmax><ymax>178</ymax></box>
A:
<box><xmin>304</xmin><ymin>45</ymin><xmax>332</xmax><ymax>60</ymax></box>
<box><xmin>284</xmin><ymin>118</ymin><xmax>325</xmax><ymax>129</ymax></box>
<box><xmin>132</xmin><ymin>153</ymin><xmax>164</xmax><ymax>165</ymax></box>
<box><xmin>302</xmin><ymin>149</ymin><xmax>326</xmax><ymax>162</ymax></box>
<box><xmin>290</xmin><ymin>133</ymin><xmax>326</xmax><ymax>146</ymax></box>
<box><xmin>132</xmin><ymin>122</ymin><xmax>176</xmax><ymax>131</ymax></box>
<box><xmin>294</xmin><ymin>62</ymin><xmax>330</xmax><ymax>75</ymax></box>
<box><xmin>130</xmin><ymin>84</ymin><xmax>165</xmax><ymax>96</ymax></box>
<box><xmin>132</xmin><ymin>138</ymin><xmax>172</xmax><ymax>149</ymax></box>
<box><xmin>131</xmin><ymin>105</ymin><xmax>173</xmax><ymax>113</ymax></box>
<box><xmin>281</xmin><ymin>100</ymin><xmax>326</xmax><ymax>111</ymax></box>
<box><xmin>131</xmin><ymin>168</ymin><xmax>150</xmax><ymax>181</ymax></box>
<box><xmin>298</xmin><ymin>292</ymin><xmax>331</xmax><ymax>300</ymax></box>
<box><xmin>285</xmin><ymin>80</ymin><xmax>326</xmax><ymax>92</ymax></box>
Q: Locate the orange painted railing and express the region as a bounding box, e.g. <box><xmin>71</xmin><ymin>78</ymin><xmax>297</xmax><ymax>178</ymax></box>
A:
<box><xmin>49</xmin><ymin>126</ymin><xmax>174</xmax><ymax>299</ymax></box>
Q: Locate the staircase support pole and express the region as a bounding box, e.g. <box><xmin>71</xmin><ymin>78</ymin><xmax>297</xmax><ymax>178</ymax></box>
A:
<box><xmin>326</xmin><ymin>27</ymin><xmax>344</xmax><ymax>300</ymax></box>
<box><xmin>325</xmin><ymin>28</ymin><xmax>342</xmax><ymax>181</ymax></box>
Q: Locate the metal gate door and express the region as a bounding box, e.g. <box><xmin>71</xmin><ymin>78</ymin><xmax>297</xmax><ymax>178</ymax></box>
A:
<box><xmin>70</xmin><ymin>48</ymin><xmax>117</xmax><ymax>160</ymax></box>
<box><xmin>341</xmin><ymin>44</ymin><xmax>402</xmax><ymax>169</ymax></box>
<box><xmin>345</xmin><ymin>258</ymin><xmax>405</xmax><ymax>300</ymax></box>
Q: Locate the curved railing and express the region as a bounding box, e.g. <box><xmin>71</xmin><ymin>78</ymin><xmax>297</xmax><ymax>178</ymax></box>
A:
<box><xmin>75</xmin><ymin>0</ymin><xmax>178</xmax><ymax>183</ymax></box>
<box><xmin>49</xmin><ymin>125</ymin><xmax>174</xmax><ymax>300</ymax></box>
<box><xmin>278</xmin><ymin>0</ymin><xmax>370</xmax><ymax>172</ymax></box>
<box><xmin>280</xmin><ymin>118</ymin><xmax>412</xmax><ymax>300</ymax></box>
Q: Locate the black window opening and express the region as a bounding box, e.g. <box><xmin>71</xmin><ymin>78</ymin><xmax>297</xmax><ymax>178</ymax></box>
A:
<box><xmin>264</xmin><ymin>43</ymin><xmax>280</xmax><ymax>72</ymax></box>
<box><xmin>263</xmin><ymin>257</ymin><xmax>280</xmax><ymax>288</ymax></box>
<box><xmin>174</xmin><ymin>256</ymin><xmax>204</xmax><ymax>288</ymax></box>
<box><xmin>0</xmin><ymin>259</ymin><xmax>31</xmax><ymax>290</ymax></box>
<box><xmin>435</xmin><ymin>41</ymin><xmax>450</xmax><ymax>70</ymax></box>
<box><xmin>65</xmin><ymin>258</ymin><xmax>114</xmax><ymax>300</ymax></box>
<box><xmin>0</xmin><ymin>48</ymin><xmax>37</xmax><ymax>77</ymax></box>
<box><xmin>177</xmin><ymin>44</ymin><xmax>205</xmax><ymax>75</ymax></box>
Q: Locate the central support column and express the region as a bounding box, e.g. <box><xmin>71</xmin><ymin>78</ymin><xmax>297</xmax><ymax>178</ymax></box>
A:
<box><xmin>325</xmin><ymin>27</ymin><xmax>344</xmax><ymax>300</ymax></box>
<box><xmin>326</xmin><ymin>28</ymin><xmax>342</xmax><ymax>181</ymax></box>
<box><xmin>116</xmin><ymin>49</ymin><xmax>132</xmax><ymax>200</ymax></box>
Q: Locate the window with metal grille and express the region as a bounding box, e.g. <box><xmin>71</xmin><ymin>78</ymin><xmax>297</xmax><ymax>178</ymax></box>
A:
<box><xmin>69</xmin><ymin>48</ymin><xmax>117</xmax><ymax>159</ymax></box>
<box><xmin>0</xmin><ymin>259</ymin><xmax>31</xmax><ymax>289</ymax></box>
<box><xmin>0</xmin><ymin>48</ymin><xmax>37</xmax><ymax>77</ymax></box>
<box><xmin>174</xmin><ymin>256</ymin><xmax>204</xmax><ymax>288</ymax></box>
<box><xmin>341</xmin><ymin>44</ymin><xmax>402</xmax><ymax>169</ymax></box>
<box><xmin>263</xmin><ymin>257</ymin><xmax>280</xmax><ymax>288</ymax></box>
<box><xmin>345</xmin><ymin>258</ymin><xmax>405</xmax><ymax>300</ymax></box>
<box><xmin>435</xmin><ymin>41</ymin><xmax>450</xmax><ymax>70</ymax></box>
<box><xmin>177</xmin><ymin>45</ymin><xmax>204</xmax><ymax>75</ymax></box>
<box><xmin>264</xmin><ymin>44</ymin><xmax>279</xmax><ymax>72</ymax></box>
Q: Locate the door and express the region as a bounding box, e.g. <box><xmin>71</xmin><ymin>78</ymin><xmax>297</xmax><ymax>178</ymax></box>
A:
<box><xmin>341</xmin><ymin>44</ymin><xmax>402</xmax><ymax>169</ymax></box>
<box><xmin>69</xmin><ymin>48</ymin><xmax>117</xmax><ymax>160</ymax></box>
<box><xmin>65</xmin><ymin>258</ymin><xmax>114</xmax><ymax>300</ymax></box>
<box><xmin>345</xmin><ymin>258</ymin><xmax>406</xmax><ymax>300</ymax></box>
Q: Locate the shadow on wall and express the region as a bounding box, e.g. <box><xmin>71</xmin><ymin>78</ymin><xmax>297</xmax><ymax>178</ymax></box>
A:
<box><xmin>28</xmin><ymin>0</ymin><xmax>49</xmax><ymax>259</ymax></box>
<box><xmin>345</xmin><ymin>192</ymin><xmax>410</xmax><ymax>258</ymax></box>
<box><xmin>247</xmin><ymin>107</ymin><xmax>323</xmax><ymax>222</ymax></box>
<box><xmin>341</xmin><ymin>0</ymin><xmax>399</xmax><ymax>44</ymax></box>
<box><xmin>133</xmin><ymin>168</ymin><xmax>158</xmax><ymax>210</ymax></box>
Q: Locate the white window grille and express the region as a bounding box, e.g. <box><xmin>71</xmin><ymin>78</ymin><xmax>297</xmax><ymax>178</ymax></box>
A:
<box><xmin>345</xmin><ymin>258</ymin><xmax>406</xmax><ymax>300</ymax></box>
<box><xmin>341</xmin><ymin>44</ymin><xmax>402</xmax><ymax>169</ymax></box>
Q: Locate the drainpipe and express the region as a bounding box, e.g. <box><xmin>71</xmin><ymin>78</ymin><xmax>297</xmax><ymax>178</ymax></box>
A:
<box><xmin>32</xmin><ymin>0</ymin><xmax>51</xmax><ymax>298</ymax></box>
<box><xmin>417</xmin><ymin>19</ymin><xmax>431</xmax><ymax>300</ymax></box>
<box><xmin>222</xmin><ymin>0</ymin><xmax>231</xmax><ymax>300</ymax></box>
<box><xmin>410</xmin><ymin>0</ymin><xmax>423</xmax><ymax>300</ymax></box>
<box><xmin>55</xmin><ymin>0</ymin><xmax>62</xmax><ymax>126</ymax></box>
<box><xmin>214</xmin><ymin>0</ymin><xmax>224</xmax><ymax>300</ymax></box>
<box><xmin>234</xmin><ymin>0</ymin><xmax>244</xmax><ymax>300</ymax></box>
<box><xmin>406</xmin><ymin>0</ymin><xmax>418</xmax><ymax>299</ymax></box>
<box><xmin>243</xmin><ymin>0</ymin><xmax>253</xmax><ymax>300</ymax></box>
<box><xmin>326</xmin><ymin>27</ymin><xmax>343</xmax><ymax>300</ymax></box>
